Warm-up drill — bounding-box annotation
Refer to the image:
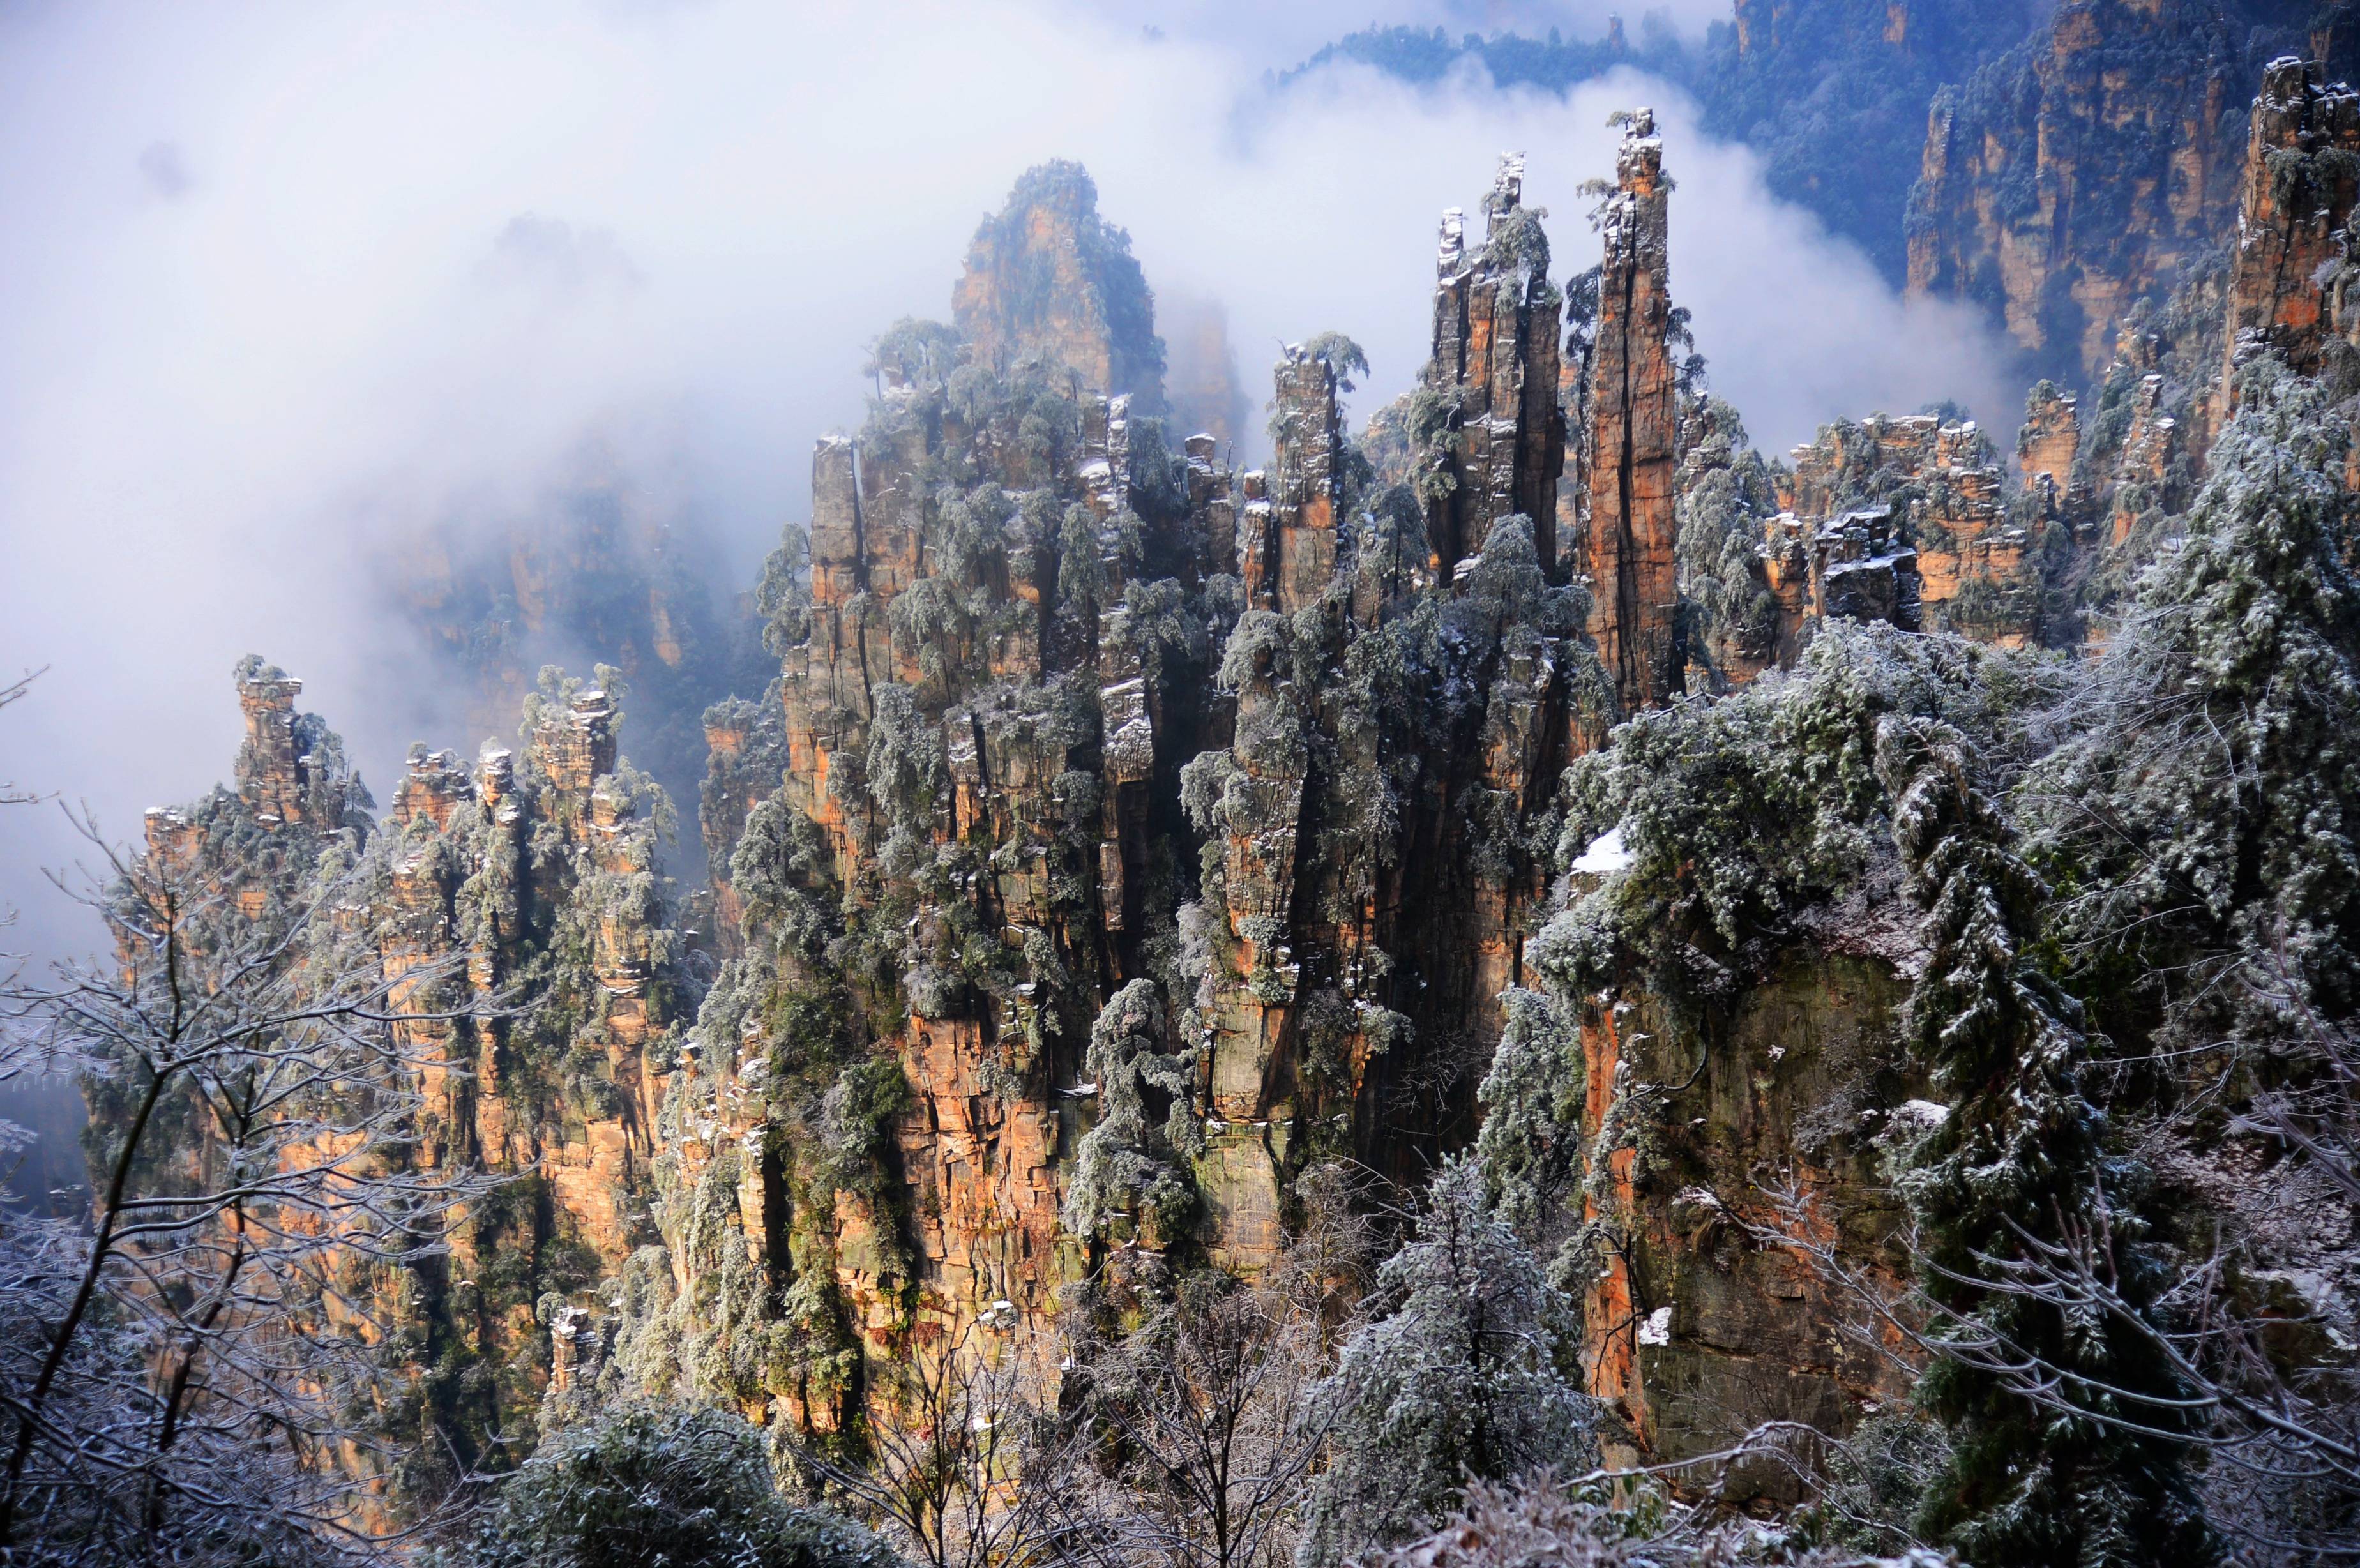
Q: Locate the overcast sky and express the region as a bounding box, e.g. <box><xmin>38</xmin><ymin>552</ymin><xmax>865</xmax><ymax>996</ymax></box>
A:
<box><xmin>0</xmin><ymin>0</ymin><xmax>2018</xmax><ymax>961</ymax></box>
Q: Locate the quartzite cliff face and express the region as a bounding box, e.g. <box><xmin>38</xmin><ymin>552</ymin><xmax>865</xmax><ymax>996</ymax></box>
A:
<box><xmin>1582</xmin><ymin>117</ymin><xmax>1682</xmax><ymax>714</ymax></box>
<box><xmin>1906</xmin><ymin>0</ymin><xmax>2360</xmax><ymax>380</ymax></box>
<box><xmin>119</xmin><ymin>51</ymin><xmax>2360</xmax><ymax>1518</ymax></box>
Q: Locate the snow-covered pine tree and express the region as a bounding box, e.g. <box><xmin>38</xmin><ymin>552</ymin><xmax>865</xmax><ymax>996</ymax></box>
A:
<box><xmin>1875</xmin><ymin>714</ymin><xmax>2214</xmax><ymax>1568</ymax></box>
<box><xmin>1294</xmin><ymin>1157</ymin><xmax>1598</xmax><ymax>1567</ymax></box>
<box><xmin>2027</xmin><ymin>357</ymin><xmax>2360</xmax><ymax>1043</ymax></box>
<box><xmin>1063</xmin><ymin>979</ymin><xmax>1201</xmax><ymax>1247</ymax></box>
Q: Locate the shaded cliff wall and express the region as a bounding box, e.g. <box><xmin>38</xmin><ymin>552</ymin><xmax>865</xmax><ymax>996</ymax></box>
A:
<box><xmin>1905</xmin><ymin>0</ymin><xmax>2357</xmax><ymax>381</ymax></box>
<box><xmin>1570</xmin><ymin>949</ymin><xmax>1921</xmax><ymax>1500</ymax></box>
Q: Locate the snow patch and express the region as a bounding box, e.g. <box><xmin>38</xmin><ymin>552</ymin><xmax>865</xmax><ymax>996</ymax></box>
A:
<box><xmin>1637</xmin><ymin>1306</ymin><xmax>1673</xmax><ymax>1346</ymax></box>
<box><xmin>1571</xmin><ymin>825</ymin><xmax>1632</xmax><ymax>875</ymax></box>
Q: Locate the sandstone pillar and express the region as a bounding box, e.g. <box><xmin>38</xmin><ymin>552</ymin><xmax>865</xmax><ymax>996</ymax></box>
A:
<box><xmin>1586</xmin><ymin>111</ymin><xmax>1681</xmax><ymax>715</ymax></box>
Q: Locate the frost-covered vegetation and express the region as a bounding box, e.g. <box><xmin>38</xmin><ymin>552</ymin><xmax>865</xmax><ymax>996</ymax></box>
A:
<box><xmin>20</xmin><ymin>111</ymin><xmax>2360</xmax><ymax>1568</ymax></box>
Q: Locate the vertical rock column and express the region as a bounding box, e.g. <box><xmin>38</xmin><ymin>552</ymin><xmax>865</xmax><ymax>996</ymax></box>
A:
<box><xmin>2016</xmin><ymin>382</ymin><xmax>2084</xmax><ymax>528</ymax></box>
<box><xmin>1240</xmin><ymin>348</ymin><xmax>1342</xmax><ymax>615</ymax></box>
<box><xmin>465</xmin><ymin>743</ymin><xmax>524</xmax><ymax>1170</ymax></box>
<box><xmin>785</xmin><ymin>437</ymin><xmax>878</xmax><ymax>876</ymax></box>
<box><xmin>234</xmin><ymin>666</ymin><xmax>310</xmax><ymax>827</ymax></box>
<box><xmin>1089</xmin><ymin>395</ymin><xmax>1154</xmax><ymax>938</ymax></box>
<box><xmin>1423</xmin><ymin>155</ymin><xmax>1566</xmax><ymax>576</ymax></box>
<box><xmin>1587</xmin><ymin>110</ymin><xmax>1681</xmax><ymax>715</ymax></box>
<box><xmin>2221</xmin><ymin>57</ymin><xmax>2360</xmax><ymax>390</ymax></box>
<box><xmin>385</xmin><ymin>750</ymin><xmax>476</xmax><ymax>1169</ymax></box>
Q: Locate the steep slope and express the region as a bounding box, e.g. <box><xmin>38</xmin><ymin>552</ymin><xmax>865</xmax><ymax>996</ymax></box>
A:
<box><xmin>1905</xmin><ymin>0</ymin><xmax>2359</xmax><ymax>381</ymax></box>
<box><xmin>950</xmin><ymin>160</ymin><xmax>1168</xmax><ymax>413</ymax></box>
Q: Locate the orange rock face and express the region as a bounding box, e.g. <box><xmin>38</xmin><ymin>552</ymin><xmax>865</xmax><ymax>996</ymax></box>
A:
<box><xmin>1907</xmin><ymin>0</ymin><xmax>2257</xmax><ymax>377</ymax></box>
<box><xmin>2017</xmin><ymin>381</ymin><xmax>2083</xmax><ymax>500</ymax></box>
<box><xmin>1240</xmin><ymin>350</ymin><xmax>1342</xmax><ymax>615</ymax></box>
<box><xmin>2221</xmin><ymin>57</ymin><xmax>2360</xmax><ymax>389</ymax></box>
<box><xmin>233</xmin><ymin>665</ymin><xmax>313</xmax><ymax>827</ymax></box>
<box><xmin>1771</xmin><ymin>413</ymin><xmax>2041</xmax><ymax>647</ymax></box>
<box><xmin>950</xmin><ymin>160</ymin><xmax>1167</xmax><ymax>412</ymax></box>
<box><xmin>1585</xmin><ymin>113</ymin><xmax>1682</xmax><ymax>715</ymax></box>
<box><xmin>1425</xmin><ymin>155</ymin><xmax>1566</xmax><ymax>576</ymax></box>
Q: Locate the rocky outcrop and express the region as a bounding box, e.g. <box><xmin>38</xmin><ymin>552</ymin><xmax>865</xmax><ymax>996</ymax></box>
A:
<box><xmin>1423</xmin><ymin>156</ymin><xmax>1566</xmax><ymax>575</ymax></box>
<box><xmin>1774</xmin><ymin>414</ymin><xmax>2046</xmax><ymax>647</ymax></box>
<box><xmin>634</xmin><ymin>153</ymin><xmax>1636</xmax><ymax>1428</ymax></box>
<box><xmin>951</xmin><ymin>160</ymin><xmax>1167</xmax><ymax>411</ymax></box>
<box><xmin>1240</xmin><ymin>349</ymin><xmax>1343</xmax><ymax>614</ymax></box>
<box><xmin>1905</xmin><ymin>1</ymin><xmax>2354</xmax><ymax>379</ymax></box>
<box><xmin>129</xmin><ymin>658</ymin><xmax>687</xmax><ymax>1498</ymax></box>
<box><xmin>2221</xmin><ymin>55</ymin><xmax>2360</xmax><ymax>386</ymax></box>
<box><xmin>1584</xmin><ymin>114</ymin><xmax>1681</xmax><ymax>714</ymax></box>
<box><xmin>371</xmin><ymin>672</ymin><xmax>681</xmax><ymax>1298</ymax></box>
<box><xmin>2017</xmin><ymin>379</ymin><xmax>2083</xmax><ymax>506</ymax></box>
<box><xmin>1569</xmin><ymin>947</ymin><xmax>1923</xmax><ymax>1496</ymax></box>
<box><xmin>388</xmin><ymin>459</ymin><xmax>769</xmax><ymax>854</ymax></box>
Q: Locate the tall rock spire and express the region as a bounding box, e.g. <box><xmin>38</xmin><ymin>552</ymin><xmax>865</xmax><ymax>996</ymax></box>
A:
<box><xmin>2221</xmin><ymin>57</ymin><xmax>2360</xmax><ymax>392</ymax></box>
<box><xmin>1422</xmin><ymin>153</ymin><xmax>1565</xmax><ymax>576</ymax></box>
<box><xmin>1586</xmin><ymin>109</ymin><xmax>1681</xmax><ymax>715</ymax></box>
<box><xmin>951</xmin><ymin>160</ymin><xmax>1168</xmax><ymax>412</ymax></box>
<box><xmin>1239</xmin><ymin>345</ymin><xmax>1342</xmax><ymax>614</ymax></box>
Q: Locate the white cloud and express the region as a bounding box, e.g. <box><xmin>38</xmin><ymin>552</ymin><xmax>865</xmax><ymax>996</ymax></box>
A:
<box><xmin>0</xmin><ymin>0</ymin><xmax>2018</xmax><ymax>959</ymax></box>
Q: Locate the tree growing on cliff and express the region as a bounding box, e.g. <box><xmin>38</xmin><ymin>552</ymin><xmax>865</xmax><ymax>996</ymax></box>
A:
<box><xmin>1063</xmin><ymin>979</ymin><xmax>1202</xmax><ymax>1248</ymax></box>
<box><xmin>1673</xmin><ymin>397</ymin><xmax>1778</xmax><ymax>684</ymax></box>
<box><xmin>1294</xmin><ymin>1158</ymin><xmax>1599</xmax><ymax>1567</ymax></box>
<box><xmin>2017</xmin><ymin>352</ymin><xmax>2360</xmax><ymax>1562</ymax></box>
<box><xmin>1875</xmin><ymin>714</ymin><xmax>2214</xmax><ymax>1568</ymax></box>
<box><xmin>2027</xmin><ymin>357</ymin><xmax>2360</xmax><ymax>1043</ymax></box>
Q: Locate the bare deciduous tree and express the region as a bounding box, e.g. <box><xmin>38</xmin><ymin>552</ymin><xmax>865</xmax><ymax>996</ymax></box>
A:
<box><xmin>1732</xmin><ymin>1141</ymin><xmax>2360</xmax><ymax>1565</ymax></box>
<box><xmin>1059</xmin><ymin>1269</ymin><xmax>1329</xmax><ymax>1568</ymax></box>
<box><xmin>0</xmin><ymin>814</ymin><xmax>487</xmax><ymax>1564</ymax></box>
<box><xmin>0</xmin><ymin>667</ymin><xmax>44</xmax><ymax>808</ymax></box>
<box><xmin>790</xmin><ymin>1320</ymin><xmax>1077</xmax><ymax>1568</ymax></box>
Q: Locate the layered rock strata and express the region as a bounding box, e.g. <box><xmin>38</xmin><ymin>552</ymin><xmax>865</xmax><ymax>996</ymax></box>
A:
<box><xmin>130</xmin><ymin>660</ymin><xmax>686</xmax><ymax>1497</ymax></box>
<box><xmin>1422</xmin><ymin>155</ymin><xmax>1566</xmax><ymax>575</ymax></box>
<box><xmin>123</xmin><ymin>120</ymin><xmax>2192</xmax><ymax>1525</ymax></box>
<box><xmin>2220</xmin><ymin>55</ymin><xmax>2360</xmax><ymax>388</ymax></box>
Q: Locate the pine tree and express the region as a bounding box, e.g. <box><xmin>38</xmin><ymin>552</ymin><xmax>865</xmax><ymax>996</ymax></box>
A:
<box><xmin>2027</xmin><ymin>358</ymin><xmax>2360</xmax><ymax>1039</ymax></box>
<box><xmin>1063</xmin><ymin>980</ymin><xmax>1202</xmax><ymax>1247</ymax></box>
<box><xmin>464</xmin><ymin>1404</ymin><xmax>888</xmax><ymax>1568</ymax></box>
<box><xmin>1875</xmin><ymin>714</ymin><xmax>2214</xmax><ymax>1568</ymax></box>
<box><xmin>1294</xmin><ymin>1158</ymin><xmax>1598</xmax><ymax>1567</ymax></box>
